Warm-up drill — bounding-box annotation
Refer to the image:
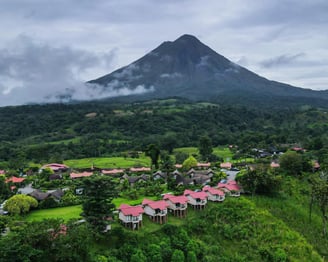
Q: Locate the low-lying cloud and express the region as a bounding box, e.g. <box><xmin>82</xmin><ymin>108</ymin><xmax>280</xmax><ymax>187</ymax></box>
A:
<box><xmin>0</xmin><ymin>35</ymin><xmax>119</xmax><ymax>106</ymax></box>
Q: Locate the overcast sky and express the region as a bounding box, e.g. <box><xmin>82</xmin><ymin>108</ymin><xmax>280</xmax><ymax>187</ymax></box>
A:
<box><xmin>0</xmin><ymin>0</ymin><xmax>327</xmax><ymax>106</ymax></box>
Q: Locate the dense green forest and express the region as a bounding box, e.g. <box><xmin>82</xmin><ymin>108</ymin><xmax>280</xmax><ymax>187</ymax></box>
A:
<box><xmin>0</xmin><ymin>98</ymin><xmax>328</xmax><ymax>166</ymax></box>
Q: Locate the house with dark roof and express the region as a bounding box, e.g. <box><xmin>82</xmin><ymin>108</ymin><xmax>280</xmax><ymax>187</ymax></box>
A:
<box><xmin>29</xmin><ymin>189</ymin><xmax>64</xmax><ymax>202</ymax></box>
<box><xmin>121</xmin><ymin>174</ymin><xmax>150</xmax><ymax>186</ymax></box>
<box><xmin>118</xmin><ymin>204</ymin><xmax>144</xmax><ymax>230</ymax></box>
<box><xmin>152</xmin><ymin>170</ymin><xmax>167</xmax><ymax>181</ymax></box>
<box><xmin>183</xmin><ymin>190</ymin><xmax>208</xmax><ymax>209</ymax></box>
<box><xmin>202</xmin><ymin>186</ymin><xmax>225</xmax><ymax>202</ymax></box>
<box><xmin>163</xmin><ymin>194</ymin><xmax>188</xmax><ymax>218</ymax></box>
<box><xmin>142</xmin><ymin>199</ymin><xmax>169</xmax><ymax>224</ymax></box>
<box><xmin>175</xmin><ymin>174</ymin><xmax>194</xmax><ymax>186</ymax></box>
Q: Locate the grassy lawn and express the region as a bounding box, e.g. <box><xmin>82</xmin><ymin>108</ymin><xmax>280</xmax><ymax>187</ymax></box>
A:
<box><xmin>174</xmin><ymin>147</ymin><xmax>233</xmax><ymax>161</ymax></box>
<box><xmin>25</xmin><ymin>195</ymin><xmax>158</xmax><ymax>222</ymax></box>
<box><xmin>64</xmin><ymin>156</ymin><xmax>150</xmax><ymax>169</ymax></box>
<box><xmin>25</xmin><ymin>205</ymin><xmax>83</xmax><ymax>222</ymax></box>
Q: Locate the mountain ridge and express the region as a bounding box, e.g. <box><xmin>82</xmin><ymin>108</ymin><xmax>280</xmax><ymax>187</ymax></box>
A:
<box><xmin>88</xmin><ymin>34</ymin><xmax>328</xmax><ymax>104</ymax></box>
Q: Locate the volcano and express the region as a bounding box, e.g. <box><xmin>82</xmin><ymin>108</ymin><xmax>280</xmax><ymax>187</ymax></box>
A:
<box><xmin>88</xmin><ymin>34</ymin><xmax>328</xmax><ymax>105</ymax></box>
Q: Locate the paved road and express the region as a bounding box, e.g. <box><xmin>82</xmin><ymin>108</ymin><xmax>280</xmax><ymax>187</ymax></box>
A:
<box><xmin>222</xmin><ymin>170</ymin><xmax>239</xmax><ymax>181</ymax></box>
<box><xmin>17</xmin><ymin>183</ymin><xmax>34</xmax><ymax>194</ymax></box>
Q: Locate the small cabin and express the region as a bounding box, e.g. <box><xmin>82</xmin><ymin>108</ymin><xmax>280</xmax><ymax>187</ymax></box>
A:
<box><xmin>202</xmin><ymin>186</ymin><xmax>225</xmax><ymax>202</ymax></box>
<box><xmin>183</xmin><ymin>190</ymin><xmax>208</xmax><ymax>209</ymax></box>
<box><xmin>118</xmin><ymin>204</ymin><xmax>144</xmax><ymax>230</ymax></box>
<box><xmin>163</xmin><ymin>194</ymin><xmax>188</xmax><ymax>218</ymax></box>
<box><xmin>142</xmin><ymin>199</ymin><xmax>169</xmax><ymax>224</ymax></box>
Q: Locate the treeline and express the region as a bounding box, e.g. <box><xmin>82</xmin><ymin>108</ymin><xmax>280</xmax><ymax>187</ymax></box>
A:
<box><xmin>0</xmin><ymin>99</ymin><xmax>328</xmax><ymax>164</ymax></box>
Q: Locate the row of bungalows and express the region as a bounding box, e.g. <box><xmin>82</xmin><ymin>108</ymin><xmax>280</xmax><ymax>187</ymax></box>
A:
<box><xmin>118</xmin><ymin>184</ymin><xmax>235</xmax><ymax>230</ymax></box>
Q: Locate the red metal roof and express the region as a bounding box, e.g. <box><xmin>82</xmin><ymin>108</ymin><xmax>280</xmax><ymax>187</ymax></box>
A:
<box><xmin>163</xmin><ymin>194</ymin><xmax>188</xmax><ymax>204</ymax></box>
<box><xmin>6</xmin><ymin>176</ymin><xmax>25</xmax><ymax>183</ymax></box>
<box><xmin>270</xmin><ymin>162</ymin><xmax>280</xmax><ymax>168</ymax></box>
<box><xmin>130</xmin><ymin>167</ymin><xmax>151</xmax><ymax>172</ymax></box>
<box><xmin>202</xmin><ymin>186</ymin><xmax>225</xmax><ymax>196</ymax></box>
<box><xmin>220</xmin><ymin>162</ymin><xmax>232</xmax><ymax>169</ymax></box>
<box><xmin>70</xmin><ymin>172</ymin><xmax>93</xmax><ymax>179</ymax></box>
<box><xmin>42</xmin><ymin>163</ymin><xmax>68</xmax><ymax>171</ymax></box>
<box><xmin>183</xmin><ymin>190</ymin><xmax>208</xmax><ymax>200</ymax></box>
<box><xmin>142</xmin><ymin>199</ymin><xmax>169</xmax><ymax>210</ymax></box>
<box><xmin>217</xmin><ymin>181</ymin><xmax>241</xmax><ymax>191</ymax></box>
<box><xmin>102</xmin><ymin>169</ymin><xmax>125</xmax><ymax>174</ymax></box>
<box><xmin>292</xmin><ymin>147</ymin><xmax>304</xmax><ymax>151</ymax></box>
<box><xmin>118</xmin><ymin>204</ymin><xmax>144</xmax><ymax>216</ymax></box>
<box><xmin>197</xmin><ymin>162</ymin><xmax>211</xmax><ymax>167</ymax></box>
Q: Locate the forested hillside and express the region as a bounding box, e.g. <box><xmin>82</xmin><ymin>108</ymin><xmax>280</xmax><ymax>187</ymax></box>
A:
<box><xmin>0</xmin><ymin>98</ymin><xmax>328</xmax><ymax>166</ymax></box>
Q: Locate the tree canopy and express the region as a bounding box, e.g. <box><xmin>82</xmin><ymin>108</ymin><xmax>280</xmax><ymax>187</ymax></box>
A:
<box><xmin>4</xmin><ymin>195</ymin><xmax>38</xmax><ymax>215</ymax></box>
<box><xmin>82</xmin><ymin>176</ymin><xmax>118</xmax><ymax>233</ymax></box>
<box><xmin>182</xmin><ymin>156</ymin><xmax>197</xmax><ymax>171</ymax></box>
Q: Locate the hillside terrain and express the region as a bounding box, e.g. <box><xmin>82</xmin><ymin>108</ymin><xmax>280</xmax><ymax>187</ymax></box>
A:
<box><xmin>0</xmin><ymin>99</ymin><xmax>328</xmax><ymax>261</ymax></box>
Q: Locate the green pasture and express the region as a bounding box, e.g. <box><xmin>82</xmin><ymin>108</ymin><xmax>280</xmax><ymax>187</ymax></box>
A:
<box><xmin>64</xmin><ymin>156</ymin><xmax>150</xmax><ymax>169</ymax></box>
<box><xmin>174</xmin><ymin>147</ymin><xmax>234</xmax><ymax>161</ymax></box>
<box><xmin>25</xmin><ymin>205</ymin><xmax>83</xmax><ymax>222</ymax></box>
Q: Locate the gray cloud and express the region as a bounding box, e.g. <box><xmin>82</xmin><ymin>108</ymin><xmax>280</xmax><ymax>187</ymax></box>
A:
<box><xmin>260</xmin><ymin>53</ymin><xmax>306</xmax><ymax>68</ymax></box>
<box><xmin>0</xmin><ymin>35</ymin><xmax>117</xmax><ymax>106</ymax></box>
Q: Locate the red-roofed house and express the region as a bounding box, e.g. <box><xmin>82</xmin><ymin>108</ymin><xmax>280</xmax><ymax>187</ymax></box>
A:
<box><xmin>130</xmin><ymin>167</ymin><xmax>151</xmax><ymax>172</ymax></box>
<box><xmin>41</xmin><ymin>163</ymin><xmax>68</xmax><ymax>172</ymax></box>
<box><xmin>70</xmin><ymin>172</ymin><xmax>93</xmax><ymax>179</ymax></box>
<box><xmin>220</xmin><ymin>162</ymin><xmax>232</xmax><ymax>169</ymax></box>
<box><xmin>202</xmin><ymin>186</ymin><xmax>225</xmax><ymax>202</ymax></box>
<box><xmin>217</xmin><ymin>181</ymin><xmax>241</xmax><ymax>197</ymax></box>
<box><xmin>102</xmin><ymin>169</ymin><xmax>125</xmax><ymax>176</ymax></box>
<box><xmin>183</xmin><ymin>190</ymin><xmax>208</xmax><ymax>209</ymax></box>
<box><xmin>118</xmin><ymin>204</ymin><xmax>144</xmax><ymax>230</ymax></box>
<box><xmin>163</xmin><ymin>194</ymin><xmax>188</xmax><ymax>218</ymax></box>
<box><xmin>270</xmin><ymin>162</ymin><xmax>280</xmax><ymax>168</ymax></box>
<box><xmin>5</xmin><ymin>176</ymin><xmax>25</xmax><ymax>184</ymax></box>
<box><xmin>197</xmin><ymin>162</ymin><xmax>211</xmax><ymax>168</ymax></box>
<box><xmin>142</xmin><ymin>199</ymin><xmax>169</xmax><ymax>224</ymax></box>
<box><xmin>292</xmin><ymin>147</ymin><xmax>305</xmax><ymax>152</ymax></box>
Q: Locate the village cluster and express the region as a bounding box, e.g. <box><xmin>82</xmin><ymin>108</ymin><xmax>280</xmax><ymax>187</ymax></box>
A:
<box><xmin>1</xmin><ymin>161</ymin><xmax>242</xmax><ymax>229</ymax></box>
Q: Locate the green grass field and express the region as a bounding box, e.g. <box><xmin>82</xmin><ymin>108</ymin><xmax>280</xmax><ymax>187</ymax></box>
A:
<box><xmin>64</xmin><ymin>156</ymin><xmax>150</xmax><ymax>169</ymax></box>
<box><xmin>174</xmin><ymin>147</ymin><xmax>233</xmax><ymax>161</ymax></box>
<box><xmin>25</xmin><ymin>196</ymin><xmax>158</xmax><ymax>222</ymax></box>
<box><xmin>25</xmin><ymin>205</ymin><xmax>83</xmax><ymax>222</ymax></box>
